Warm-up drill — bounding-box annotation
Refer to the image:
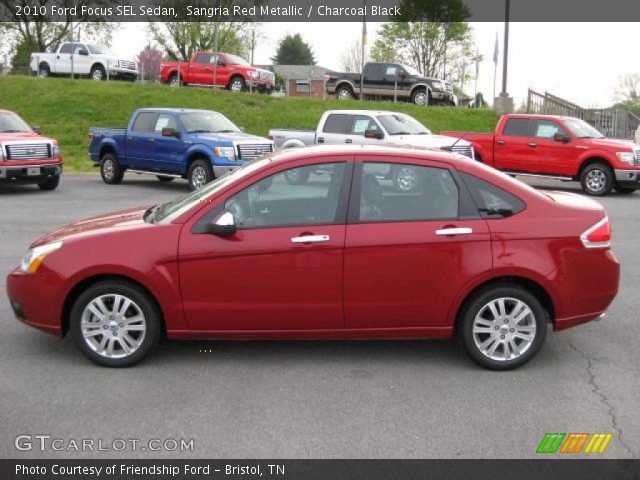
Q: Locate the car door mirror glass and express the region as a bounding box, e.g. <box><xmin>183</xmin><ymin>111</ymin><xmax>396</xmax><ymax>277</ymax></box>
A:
<box><xmin>31</xmin><ymin>125</ymin><xmax>41</xmax><ymax>134</ymax></box>
<box><xmin>78</xmin><ymin>49</ymin><xmax>89</xmax><ymax>56</ymax></box>
<box><xmin>206</xmin><ymin>211</ymin><xmax>237</xmax><ymax>236</ymax></box>
<box><xmin>553</xmin><ymin>133</ymin><xmax>570</xmax><ymax>143</ymax></box>
<box><xmin>365</xmin><ymin>129</ymin><xmax>384</xmax><ymax>139</ymax></box>
<box><xmin>161</xmin><ymin>127</ymin><xmax>180</xmax><ymax>138</ymax></box>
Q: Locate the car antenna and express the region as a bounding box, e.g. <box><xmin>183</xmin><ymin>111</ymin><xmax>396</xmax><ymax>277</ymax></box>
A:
<box><xmin>440</xmin><ymin>132</ymin><xmax>467</xmax><ymax>152</ymax></box>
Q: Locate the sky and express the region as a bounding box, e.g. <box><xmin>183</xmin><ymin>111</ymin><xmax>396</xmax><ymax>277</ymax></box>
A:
<box><xmin>110</xmin><ymin>22</ymin><xmax>640</xmax><ymax>108</ymax></box>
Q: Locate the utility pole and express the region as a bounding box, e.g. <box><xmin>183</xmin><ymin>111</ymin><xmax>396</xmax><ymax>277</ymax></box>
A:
<box><xmin>501</xmin><ymin>0</ymin><xmax>510</xmax><ymax>95</ymax></box>
<box><xmin>359</xmin><ymin>0</ymin><xmax>366</xmax><ymax>101</ymax></box>
<box><xmin>70</xmin><ymin>21</ymin><xmax>74</xmax><ymax>80</ymax></box>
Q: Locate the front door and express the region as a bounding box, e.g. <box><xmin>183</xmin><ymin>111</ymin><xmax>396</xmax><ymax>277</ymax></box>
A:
<box><xmin>344</xmin><ymin>159</ymin><xmax>492</xmax><ymax>329</ymax></box>
<box><xmin>178</xmin><ymin>159</ymin><xmax>353</xmax><ymax>332</ymax></box>
<box><xmin>125</xmin><ymin>111</ymin><xmax>157</xmax><ymax>168</ymax></box>
<box><xmin>151</xmin><ymin>113</ymin><xmax>185</xmax><ymax>173</ymax></box>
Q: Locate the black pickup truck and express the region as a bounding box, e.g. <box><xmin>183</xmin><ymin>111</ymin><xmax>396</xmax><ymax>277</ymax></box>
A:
<box><xmin>326</xmin><ymin>62</ymin><xmax>454</xmax><ymax>106</ymax></box>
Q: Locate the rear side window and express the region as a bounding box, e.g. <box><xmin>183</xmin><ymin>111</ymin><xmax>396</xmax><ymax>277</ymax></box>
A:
<box><xmin>502</xmin><ymin>118</ymin><xmax>531</xmax><ymax>137</ymax></box>
<box><xmin>131</xmin><ymin>112</ymin><xmax>157</xmax><ymax>133</ymax></box>
<box><xmin>323</xmin><ymin>114</ymin><xmax>351</xmax><ymax>134</ymax></box>
<box><xmin>461</xmin><ymin>173</ymin><xmax>525</xmax><ymax>218</ymax></box>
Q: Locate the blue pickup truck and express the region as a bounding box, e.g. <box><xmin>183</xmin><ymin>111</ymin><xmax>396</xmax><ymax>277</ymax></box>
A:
<box><xmin>88</xmin><ymin>108</ymin><xmax>274</xmax><ymax>189</ymax></box>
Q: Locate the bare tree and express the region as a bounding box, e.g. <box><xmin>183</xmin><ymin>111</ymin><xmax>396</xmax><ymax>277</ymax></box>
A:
<box><xmin>340</xmin><ymin>38</ymin><xmax>366</xmax><ymax>73</ymax></box>
<box><xmin>614</xmin><ymin>73</ymin><xmax>640</xmax><ymax>107</ymax></box>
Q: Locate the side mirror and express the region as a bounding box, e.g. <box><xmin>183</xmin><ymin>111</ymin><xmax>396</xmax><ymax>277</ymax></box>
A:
<box><xmin>205</xmin><ymin>211</ymin><xmax>237</xmax><ymax>236</ymax></box>
<box><xmin>217</xmin><ymin>61</ymin><xmax>226</xmax><ymax>67</ymax></box>
<box><xmin>162</xmin><ymin>127</ymin><xmax>180</xmax><ymax>138</ymax></box>
<box><xmin>31</xmin><ymin>125</ymin><xmax>41</xmax><ymax>134</ymax></box>
<box><xmin>398</xmin><ymin>71</ymin><xmax>407</xmax><ymax>79</ymax></box>
<box><xmin>239</xmin><ymin>126</ymin><xmax>245</xmax><ymax>133</ymax></box>
<box><xmin>78</xmin><ymin>49</ymin><xmax>89</xmax><ymax>56</ymax></box>
<box><xmin>553</xmin><ymin>133</ymin><xmax>570</xmax><ymax>143</ymax></box>
<box><xmin>365</xmin><ymin>129</ymin><xmax>384</xmax><ymax>140</ymax></box>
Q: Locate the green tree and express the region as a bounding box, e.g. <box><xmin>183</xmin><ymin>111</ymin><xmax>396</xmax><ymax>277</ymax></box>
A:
<box><xmin>614</xmin><ymin>73</ymin><xmax>640</xmax><ymax>111</ymax></box>
<box><xmin>9</xmin><ymin>38</ymin><xmax>39</xmax><ymax>73</ymax></box>
<box><xmin>271</xmin><ymin>34</ymin><xmax>315</xmax><ymax>65</ymax></box>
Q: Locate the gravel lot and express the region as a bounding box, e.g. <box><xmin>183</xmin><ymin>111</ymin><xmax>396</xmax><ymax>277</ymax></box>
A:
<box><xmin>1</xmin><ymin>174</ymin><xmax>638</xmax><ymax>459</ymax></box>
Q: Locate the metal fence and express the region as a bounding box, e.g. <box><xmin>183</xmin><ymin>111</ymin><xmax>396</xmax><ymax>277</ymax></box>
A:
<box><xmin>526</xmin><ymin>89</ymin><xmax>640</xmax><ymax>140</ymax></box>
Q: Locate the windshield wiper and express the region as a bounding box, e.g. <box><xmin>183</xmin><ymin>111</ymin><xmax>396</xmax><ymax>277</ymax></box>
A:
<box><xmin>0</xmin><ymin>129</ymin><xmax>26</xmax><ymax>133</ymax></box>
<box><xmin>215</xmin><ymin>129</ymin><xmax>237</xmax><ymax>133</ymax></box>
<box><xmin>391</xmin><ymin>131</ymin><xmax>411</xmax><ymax>135</ymax></box>
<box><xmin>188</xmin><ymin>129</ymin><xmax>214</xmax><ymax>133</ymax></box>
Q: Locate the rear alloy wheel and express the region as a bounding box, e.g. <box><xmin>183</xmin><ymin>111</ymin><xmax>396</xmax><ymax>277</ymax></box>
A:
<box><xmin>37</xmin><ymin>174</ymin><xmax>60</xmax><ymax>191</ymax></box>
<box><xmin>393</xmin><ymin>166</ymin><xmax>419</xmax><ymax>192</ymax></box>
<box><xmin>580</xmin><ymin>163</ymin><xmax>613</xmax><ymax>196</ymax></box>
<box><xmin>614</xmin><ymin>185</ymin><xmax>637</xmax><ymax>194</ymax></box>
<box><xmin>336</xmin><ymin>85</ymin><xmax>354</xmax><ymax>100</ymax></box>
<box><xmin>188</xmin><ymin>159</ymin><xmax>214</xmax><ymax>190</ymax></box>
<box><xmin>70</xmin><ymin>282</ymin><xmax>161</xmax><ymax>367</ymax></box>
<box><xmin>460</xmin><ymin>286</ymin><xmax>547</xmax><ymax>370</ymax></box>
<box><xmin>100</xmin><ymin>153</ymin><xmax>124</xmax><ymax>185</ymax></box>
<box><xmin>229</xmin><ymin>77</ymin><xmax>245</xmax><ymax>93</ymax></box>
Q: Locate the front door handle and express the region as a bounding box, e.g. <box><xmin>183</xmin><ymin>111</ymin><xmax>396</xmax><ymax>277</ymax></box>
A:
<box><xmin>528</xmin><ymin>142</ymin><xmax>537</xmax><ymax>148</ymax></box>
<box><xmin>291</xmin><ymin>235</ymin><xmax>330</xmax><ymax>244</ymax></box>
<box><xmin>497</xmin><ymin>140</ymin><xmax>505</xmax><ymax>145</ymax></box>
<box><xmin>435</xmin><ymin>227</ymin><xmax>473</xmax><ymax>236</ymax></box>
<box><xmin>317</xmin><ymin>137</ymin><xmax>324</xmax><ymax>143</ymax></box>
<box><xmin>345</xmin><ymin>138</ymin><xmax>353</xmax><ymax>144</ymax></box>
<box><xmin>148</xmin><ymin>138</ymin><xmax>155</xmax><ymax>142</ymax></box>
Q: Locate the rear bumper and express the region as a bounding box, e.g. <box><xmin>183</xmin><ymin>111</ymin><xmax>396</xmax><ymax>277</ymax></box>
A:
<box><xmin>6</xmin><ymin>268</ymin><xmax>64</xmax><ymax>336</ymax></box>
<box><xmin>0</xmin><ymin>162</ymin><xmax>62</xmax><ymax>184</ymax></box>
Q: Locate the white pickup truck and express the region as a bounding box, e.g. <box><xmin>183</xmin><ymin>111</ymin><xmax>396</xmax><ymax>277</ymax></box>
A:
<box><xmin>30</xmin><ymin>42</ymin><xmax>139</xmax><ymax>81</ymax></box>
<box><xmin>268</xmin><ymin>109</ymin><xmax>474</xmax><ymax>158</ymax></box>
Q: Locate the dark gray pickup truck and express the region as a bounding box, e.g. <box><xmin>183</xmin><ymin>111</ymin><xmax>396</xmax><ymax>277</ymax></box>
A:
<box><xmin>326</xmin><ymin>62</ymin><xmax>454</xmax><ymax>106</ymax></box>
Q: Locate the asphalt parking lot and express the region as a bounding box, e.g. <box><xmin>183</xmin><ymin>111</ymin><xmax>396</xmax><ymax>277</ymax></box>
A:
<box><xmin>1</xmin><ymin>174</ymin><xmax>639</xmax><ymax>459</ymax></box>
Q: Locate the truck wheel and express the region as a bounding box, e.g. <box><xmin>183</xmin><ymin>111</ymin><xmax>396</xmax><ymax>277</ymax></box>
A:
<box><xmin>284</xmin><ymin>168</ymin><xmax>310</xmax><ymax>185</ymax></box>
<box><xmin>411</xmin><ymin>89</ymin><xmax>429</xmax><ymax>106</ymax></box>
<box><xmin>229</xmin><ymin>77</ymin><xmax>245</xmax><ymax>93</ymax></box>
<box><xmin>188</xmin><ymin>159</ymin><xmax>214</xmax><ymax>190</ymax></box>
<box><xmin>157</xmin><ymin>176</ymin><xmax>174</xmax><ymax>183</ymax></box>
<box><xmin>90</xmin><ymin>65</ymin><xmax>106</xmax><ymax>81</ymax></box>
<box><xmin>614</xmin><ymin>185</ymin><xmax>637</xmax><ymax>194</ymax></box>
<box><xmin>580</xmin><ymin>163</ymin><xmax>613</xmax><ymax>196</ymax></box>
<box><xmin>168</xmin><ymin>74</ymin><xmax>181</xmax><ymax>87</ymax></box>
<box><xmin>38</xmin><ymin>64</ymin><xmax>50</xmax><ymax>78</ymax></box>
<box><xmin>100</xmin><ymin>153</ymin><xmax>124</xmax><ymax>185</ymax></box>
<box><xmin>38</xmin><ymin>174</ymin><xmax>60</xmax><ymax>191</ymax></box>
<box><xmin>336</xmin><ymin>85</ymin><xmax>354</xmax><ymax>100</ymax></box>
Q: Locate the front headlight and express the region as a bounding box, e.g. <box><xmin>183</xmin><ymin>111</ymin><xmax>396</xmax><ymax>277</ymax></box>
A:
<box><xmin>20</xmin><ymin>241</ymin><xmax>63</xmax><ymax>273</ymax></box>
<box><xmin>431</xmin><ymin>81</ymin><xmax>443</xmax><ymax>90</ymax></box>
<box><xmin>250</xmin><ymin>71</ymin><xmax>259</xmax><ymax>80</ymax></box>
<box><xmin>214</xmin><ymin>146</ymin><xmax>236</xmax><ymax>160</ymax></box>
<box><xmin>616</xmin><ymin>152</ymin><xmax>635</xmax><ymax>164</ymax></box>
<box><xmin>0</xmin><ymin>143</ymin><xmax>4</xmax><ymax>161</ymax></box>
<box><xmin>52</xmin><ymin>143</ymin><xmax>60</xmax><ymax>157</ymax></box>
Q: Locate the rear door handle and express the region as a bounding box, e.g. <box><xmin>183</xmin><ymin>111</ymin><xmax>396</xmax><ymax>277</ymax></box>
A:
<box><xmin>497</xmin><ymin>140</ymin><xmax>505</xmax><ymax>145</ymax></box>
<box><xmin>291</xmin><ymin>235</ymin><xmax>330</xmax><ymax>244</ymax></box>
<box><xmin>528</xmin><ymin>142</ymin><xmax>537</xmax><ymax>148</ymax></box>
<box><xmin>317</xmin><ymin>137</ymin><xmax>324</xmax><ymax>143</ymax></box>
<box><xmin>148</xmin><ymin>138</ymin><xmax>155</xmax><ymax>142</ymax></box>
<box><xmin>435</xmin><ymin>227</ymin><xmax>473</xmax><ymax>236</ymax></box>
<box><xmin>345</xmin><ymin>138</ymin><xmax>352</xmax><ymax>144</ymax></box>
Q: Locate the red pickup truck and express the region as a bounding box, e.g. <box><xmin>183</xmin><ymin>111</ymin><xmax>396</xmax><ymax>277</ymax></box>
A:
<box><xmin>160</xmin><ymin>52</ymin><xmax>275</xmax><ymax>92</ymax></box>
<box><xmin>442</xmin><ymin>114</ymin><xmax>640</xmax><ymax>196</ymax></box>
<box><xmin>0</xmin><ymin>110</ymin><xmax>62</xmax><ymax>190</ymax></box>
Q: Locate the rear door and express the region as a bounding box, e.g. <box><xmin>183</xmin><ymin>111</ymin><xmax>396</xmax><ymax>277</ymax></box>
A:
<box><xmin>343</xmin><ymin>157</ymin><xmax>492</xmax><ymax>330</ymax></box>
<box><xmin>125</xmin><ymin>112</ymin><xmax>157</xmax><ymax>168</ymax></box>
<box><xmin>54</xmin><ymin>43</ymin><xmax>73</xmax><ymax>73</ymax></box>
<box><xmin>318</xmin><ymin>113</ymin><xmax>352</xmax><ymax>145</ymax></box>
<box><xmin>494</xmin><ymin>117</ymin><xmax>535</xmax><ymax>172</ymax></box>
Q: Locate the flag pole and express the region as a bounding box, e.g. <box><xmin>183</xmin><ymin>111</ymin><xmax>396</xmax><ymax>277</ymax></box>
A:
<box><xmin>360</xmin><ymin>0</ymin><xmax>367</xmax><ymax>101</ymax></box>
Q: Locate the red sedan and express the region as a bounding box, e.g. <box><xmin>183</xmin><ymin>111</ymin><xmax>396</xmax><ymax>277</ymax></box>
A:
<box><xmin>6</xmin><ymin>145</ymin><xmax>619</xmax><ymax>369</ymax></box>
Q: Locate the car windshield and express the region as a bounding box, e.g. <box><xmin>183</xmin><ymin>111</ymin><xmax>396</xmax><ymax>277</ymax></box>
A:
<box><xmin>179</xmin><ymin>111</ymin><xmax>241</xmax><ymax>134</ymax></box>
<box><xmin>224</xmin><ymin>54</ymin><xmax>250</xmax><ymax>66</ymax></box>
<box><xmin>401</xmin><ymin>64</ymin><xmax>421</xmax><ymax>76</ymax></box>
<box><xmin>152</xmin><ymin>157</ymin><xmax>271</xmax><ymax>224</ymax></box>
<box><xmin>377</xmin><ymin>114</ymin><xmax>432</xmax><ymax>135</ymax></box>
<box><xmin>87</xmin><ymin>45</ymin><xmax>110</xmax><ymax>55</ymax></box>
<box><xmin>0</xmin><ymin>112</ymin><xmax>33</xmax><ymax>133</ymax></box>
<box><xmin>563</xmin><ymin>118</ymin><xmax>605</xmax><ymax>139</ymax></box>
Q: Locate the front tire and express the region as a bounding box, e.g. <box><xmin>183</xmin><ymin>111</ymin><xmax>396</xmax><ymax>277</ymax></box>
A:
<box><xmin>580</xmin><ymin>163</ymin><xmax>613</xmax><ymax>196</ymax></box>
<box><xmin>614</xmin><ymin>185</ymin><xmax>637</xmax><ymax>194</ymax></box>
<box><xmin>157</xmin><ymin>176</ymin><xmax>174</xmax><ymax>183</ymax></box>
<box><xmin>37</xmin><ymin>174</ymin><xmax>60</xmax><ymax>191</ymax></box>
<box><xmin>411</xmin><ymin>88</ymin><xmax>429</xmax><ymax>106</ymax></box>
<box><xmin>90</xmin><ymin>65</ymin><xmax>106</xmax><ymax>81</ymax></box>
<box><xmin>459</xmin><ymin>285</ymin><xmax>547</xmax><ymax>370</ymax></box>
<box><xmin>100</xmin><ymin>153</ymin><xmax>125</xmax><ymax>185</ymax></box>
<box><xmin>284</xmin><ymin>168</ymin><xmax>310</xmax><ymax>185</ymax></box>
<box><xmin>229</xmin><ymin>76</ymin><xmax>245</xmax><ymax>93</ymax></box>
<box><xmin>70</xmin><ymin>281</ymin><xmax>161</xmax><ymax>367</ymax></box>
<box><xmin>188</xmin><ymin>159</ymin><xmax>214</xmax><ymax>190</ymax></box>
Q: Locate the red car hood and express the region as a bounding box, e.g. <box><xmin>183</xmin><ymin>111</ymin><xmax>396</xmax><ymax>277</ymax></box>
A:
<box><xmin>0</xmin><ymin>131</ymin><xmax>56</xmax><ymax>143</ymax></box>
<box><xmin>581</xmin><ymin>137</ymin><xmax>638</xmax><ymax>151</ymax></box>
<box><xmin>33</xmin><ymin>207</ymin><xmax>150</xmax><ymax>247</ymax></box>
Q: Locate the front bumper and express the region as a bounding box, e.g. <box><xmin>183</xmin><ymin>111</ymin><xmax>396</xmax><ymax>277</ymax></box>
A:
<box><xmin>247</xmin><ymin>80</ymin><xmax>274</xmax><ymax>91</ymax></box>
<box><xmin>614</xmin><ymin>168</ymin><xmax>640</xmax><ymax>184</ymax></box>
<box><xmin>0</xmin><ymin>162</ymin><xmax>62</xmax><ymax>183</ymax></box>
<box><xmin>431</xmin><ymin>90</ymin><xmax>454</xmax><ymax>101</ymax></box>
<box><xmin>108</xmin><ymin>67</ymin><xmax>139</xmax><ymax>79</ymax></box>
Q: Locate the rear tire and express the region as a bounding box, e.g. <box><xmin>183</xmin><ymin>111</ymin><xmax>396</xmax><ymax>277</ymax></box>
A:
<box><xmin>70</xmin><ymin>281</ymin><xmax>161</xmax><ymax>367</ymax></box>
<box><xmin>168</xmin><ymin>73</ymin><xmax>181</xmax><ymax>87</ymax></box>
<box><xmin>38</xmin><ymin>64</ymin><xmax>50</xmax><ymax>78</ymax></box>
<box><xmin>459</xmin><ymin>285</ymin><xmax>547</xmax><ymax>370</ymax></box>
<box><xmin>37</xmin><ymin>174</ymin><xmax>60</xmax><ymax>191</ymax></box>
<box><xmin>284</xmin><ymin>168</ymin><xmax>310</xmax><ymax>185</ymax></box>
<box><xmin>580</xmin><ymin>163</ymin><xmax>613</xmax><ymax>196</ymax></box>
<box><xmin>157</xmin><ymin>176</ymin><xmax>174</xmax><ymax>183</ymax></box>
<box><xmin>188</xmin><ymin>159</ymin><xmax>214</xmax><ymax>190</ymax></box>
<box><xmin>614</xmin><ymin>185</ymin><xmax>637</xmax><ymax>194</ymax></box>
<box><xmin>336</xmin><ymin>85</ymin><xmax>354</xmax><ymax>100</ymax></box>
<box><xmin>100</xmin><ymin>153</ymin><xmax>124</xmax><ymax>185</ymax></box>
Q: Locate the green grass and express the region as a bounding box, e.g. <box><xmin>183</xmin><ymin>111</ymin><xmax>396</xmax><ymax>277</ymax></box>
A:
<box><xmin>0</xmin><ymin>76</ymin><xmax>498</xmax><ymax>171</ymax></box>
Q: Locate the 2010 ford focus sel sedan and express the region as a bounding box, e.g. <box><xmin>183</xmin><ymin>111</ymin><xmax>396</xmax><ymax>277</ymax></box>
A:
<box><xmin>7</xmin><ymin>145</ymin><xmax>619</xmax><ymax>369</ymax></box>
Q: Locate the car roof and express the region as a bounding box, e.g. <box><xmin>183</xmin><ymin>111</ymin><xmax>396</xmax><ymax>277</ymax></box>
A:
<box><xmin>323</xmin><ymin>110</ymin><xmax>415</xmax><ymax>117</ymax></box>
<box><xmin>504</xmin><ymin>113</ymin><xmax>579</xmax><ymax>121</ymax></box>
<box><xmin>136</xmin><ymin>108</ymin><xmax>222</xmax><ymax>114</ymax></box>
<box><xmin>0</xmin><ymin>109</ymin><xmax>15</xmax><ymax>114</ymax></box>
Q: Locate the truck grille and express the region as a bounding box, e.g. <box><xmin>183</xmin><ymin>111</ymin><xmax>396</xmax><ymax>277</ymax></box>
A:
<box><xmin>258</xmin><ymin>70</ymin><xmax>275</xmax><ymax>82</ymax></box>
<box><xmin>451</xmin><ymin>144</ymin><xmax>472</xmax><ymax>158</ymax></box>
<box><xmin>237</xmin><ymin>144</ymin><xmax>273</xmax><ymax>160</ymax></box>
<box><xmin>119</xmin><ymin>60</ymin><xmax>137</xmax><ymax>71</ymax></box>
<box><xmin>5</xmin><ymin>143</ymin><xmax>51</xmax><ymax>160</ymax></box>
<box><xmin>444</xmin><ymin>82</ymin><xmax>453</xmax><ymax>93</ymax></box>
<box><xmin>635</xmin><ymin>149</ymin><xmax>640</xmax><ymax>166</ymax></box>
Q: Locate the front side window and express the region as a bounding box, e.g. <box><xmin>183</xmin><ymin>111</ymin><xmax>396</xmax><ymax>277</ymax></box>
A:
<box><xmin>350</xmin><ymin>116</ymin><xmax>380</xmax><ymax>135</ymax></box>
<box><xmin>323</xmin><ymin>114</ymin><xmax>351</xmax><ymax>134</ymax></box>
<box><xmin>153</xmin><ymin>114</ymin><xmax>178</xmax><ymax>134</ymax></box>
<box><xmin>225</xmin><ymin>163</ymin><xmax>346</xmax><ymax>228</ymax></box>
<box><xmin>502</xmin><ymin>118</ymin><xmax>531</xmax><ymax>137</ymax></box>
<box><xmin>87</xmin><ymin>45</ymin><xmax>109</xmax><ymax>55</ymax></box>
<box><xmin>534</xmin><ymin>120</ymin><xmax>568</xmax><ymax>139</ymax></box>
<box><xmin>131</xmin><ymin>112</ymin><xmax>157</xmax><ymax>133</ymax></box>
<box><xmin>357</xmin><ymin>162</ymin><xmax>459</xmax><ymax>222</ymax></box>
<box><xmin>461</xmin><ymin>172</ymin><xmax>525</xmax><ymax>218</ymax></box>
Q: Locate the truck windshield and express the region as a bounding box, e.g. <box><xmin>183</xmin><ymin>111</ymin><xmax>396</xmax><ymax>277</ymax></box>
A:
<box><xmin>564</xmin><ymin>118</ymin><xmax>605</xmax><ymax>139</ymax></box>
<box><xmin>0</xmin><ymin>112</ymin><xmax>33</xmax><ymax>133</ymax></box>
<box><xmin>179</xmin><ymin>111</ymin><xmax>241</xmax><ymax>134</ymax></box>
<box><xmin>377</xmin><ymin>114</ymin><xmax>432</xmax><ymax>135</ymax></box>
<box><xmin>87</xmin><ymin>45</ymin><xmax>111</xmax><ymax>55</ymax></box>
<box><xmin>152</xmin><ymin>157</ymin><xmax>271</xmax><ymax>224</ymax></box>
<box><xmin>401</xmin><ymin>64</ymin><xmax>421</xmax><ymax>76</ymax></box>
<box><xmin>225</xmin><ymin>54</ymin><xmax>251</xmax><ymax>66</ymax></box>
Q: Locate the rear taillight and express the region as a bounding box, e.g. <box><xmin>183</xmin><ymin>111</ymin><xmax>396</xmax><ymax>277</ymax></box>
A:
<box><xmin>580</xmin><ymin>217</ymin><xmax>611</xmax><ymax>249</ymax></box>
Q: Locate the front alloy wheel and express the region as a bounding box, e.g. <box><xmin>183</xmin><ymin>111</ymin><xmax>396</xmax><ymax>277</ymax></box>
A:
<box><xmin>580</xmin><ymin>163</ymin><xmax>613</xmax><ymax>196</ymax></box>
<box><xmin>460</xmin><ymin>286</ymin><xmax>547</xmax><ymax>370</ymax></box>
<box><xmin>230</xmin><ymin>77</ymin><xmax>245</xmax><ymax>92</ymax></box>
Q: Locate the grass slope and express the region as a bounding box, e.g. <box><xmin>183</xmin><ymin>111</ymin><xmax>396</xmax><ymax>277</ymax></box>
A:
<box><xmin>0</xmin><ymin>76</ymin><xmax>498</xmax><ymax>171</ymax></box>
